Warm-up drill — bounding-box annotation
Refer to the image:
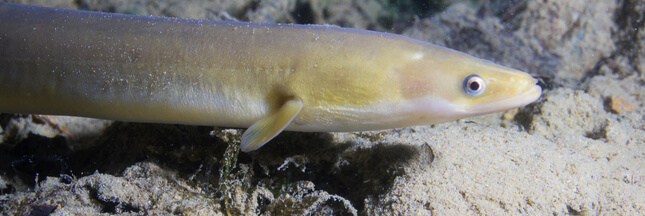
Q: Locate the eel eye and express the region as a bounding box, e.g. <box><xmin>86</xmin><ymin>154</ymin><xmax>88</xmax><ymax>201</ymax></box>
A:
<box><xmin>463</xmin><ymin>74</ymin><xmax>486</xmax><ymax>96</ymax></box>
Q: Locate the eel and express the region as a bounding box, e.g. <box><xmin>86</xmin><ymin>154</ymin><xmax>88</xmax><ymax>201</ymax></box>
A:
<box><xmin>0</xmin><ymin>2</ymin><xmax>542</xmax><ymax>152</ymax></box>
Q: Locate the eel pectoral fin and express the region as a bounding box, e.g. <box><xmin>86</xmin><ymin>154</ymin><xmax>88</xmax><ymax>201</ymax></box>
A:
<box><xmin>240</xmin><ymin>97</ymin><xmax>303</xmax><ymax>152</ymax></box>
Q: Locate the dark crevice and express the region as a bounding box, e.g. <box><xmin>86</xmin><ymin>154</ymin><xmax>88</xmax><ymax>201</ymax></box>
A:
<box><xmin>291</xmin><ymin>0</ymin><xmax>315</xmax><ymax>24</ymax></box>
<box><xmin>249</xmin><ymin>132</ymin><xmax>422</xmax><ymax>213</ymax></box>
<box><xmin>88</xmin><ymin>186</ymin><xmax>141</xmax><ymax>214</ymax></box>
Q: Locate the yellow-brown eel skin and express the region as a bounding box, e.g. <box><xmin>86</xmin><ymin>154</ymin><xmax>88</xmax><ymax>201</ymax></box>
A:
<box><xmin>0</xmin><ymin>2</ymin><xmax>541</xmax><ymax>152</ymax></box>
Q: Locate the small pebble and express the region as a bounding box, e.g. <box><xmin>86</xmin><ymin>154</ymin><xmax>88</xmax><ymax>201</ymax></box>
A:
<box><xmin>609</xmin><ymin>96</ymin><xmax>637</xmax><ymax>114</ymax></box>
<box><xmin>502</xmin><ymin>108</ymin><xmax>519</xmax><ymax>120</ymax></box>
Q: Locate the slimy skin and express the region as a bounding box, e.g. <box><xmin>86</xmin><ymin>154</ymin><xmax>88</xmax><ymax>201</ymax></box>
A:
<box><xmin>0</xmin><ymin>3</ymin><xmax>541</xmax><ymax>152</ymax></box>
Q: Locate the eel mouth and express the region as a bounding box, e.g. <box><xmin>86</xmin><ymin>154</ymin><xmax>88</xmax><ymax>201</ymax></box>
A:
<box><xmin>463</xmin><ymin>84</ymin><xmax>542</xmax><ymax>114</ymax></box>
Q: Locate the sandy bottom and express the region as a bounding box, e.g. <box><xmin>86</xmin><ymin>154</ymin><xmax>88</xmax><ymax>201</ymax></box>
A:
<box><xmin>1</xmin><ymin>0</ymin><xmax>644</xmax><ymax>215</ymax></box>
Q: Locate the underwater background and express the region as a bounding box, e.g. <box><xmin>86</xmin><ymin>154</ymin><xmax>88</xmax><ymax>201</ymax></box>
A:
<box><xmin>1</xmin><ymin>0</ymin><xmax>644</xmax><ymax>215</ymax></box>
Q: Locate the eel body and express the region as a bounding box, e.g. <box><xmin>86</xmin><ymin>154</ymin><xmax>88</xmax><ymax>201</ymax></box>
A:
<box><xmin>0</xmin><ymin>3</ymin><xmax>542</xmax><ymax>152</ymax></box>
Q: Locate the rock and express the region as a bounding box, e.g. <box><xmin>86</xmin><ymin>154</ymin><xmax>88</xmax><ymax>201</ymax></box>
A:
<box><xmin>608</xmin><ymin>96</ymin><xmax>638</xmax><ymax>114</ymax></box>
